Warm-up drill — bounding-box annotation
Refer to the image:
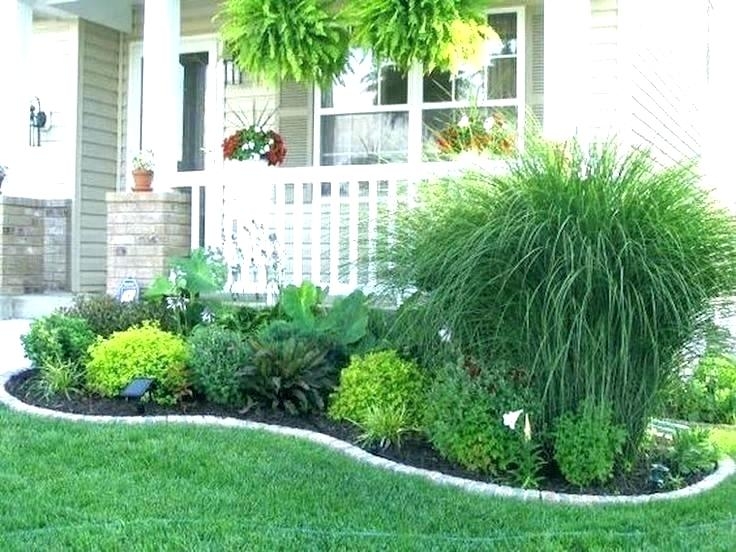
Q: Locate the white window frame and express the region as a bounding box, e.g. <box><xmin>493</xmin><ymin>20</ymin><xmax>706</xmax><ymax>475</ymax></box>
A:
<box><xmin>313</xmin><ymin>6</ymin><xmax>526</xmax><ymax>166</ymax></box>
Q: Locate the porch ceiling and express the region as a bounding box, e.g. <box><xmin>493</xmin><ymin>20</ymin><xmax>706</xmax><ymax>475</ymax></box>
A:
<box><xmin>37</xmin><ymin>0</ymin><xmax>134</xmax><ymax>32</ymax></box>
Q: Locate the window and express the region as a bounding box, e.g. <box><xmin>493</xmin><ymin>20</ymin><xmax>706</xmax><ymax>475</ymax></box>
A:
<box><xmin>318</xmin><ymin>50</ymin><xmax>409</xmax><ymax>165</ymax></box>
<box><xmin>314</xmin><ymin>8</ymin><xmax>525</xmax><ymax>165</ymax></box>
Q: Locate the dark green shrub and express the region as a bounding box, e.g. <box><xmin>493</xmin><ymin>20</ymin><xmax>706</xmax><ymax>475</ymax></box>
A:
<box><xmin>423</xmin><ymin>361</ymin><xmax>536</xmax><ymax>476</ymax></box>
<box><xmin>382</xmin><ymin>139</ymin><xmax>736</xmax><ymax>452</ymax></box>
<box><xmin>553</xmin><ymin>401</ymin><xmax>627</xmax><ymax>487</ymax></box>
<box><xmin>21</xmin><ymin>314</ymin><xmax>96</xmax><ymax>369</ymax></box>
<box><xmin>328</xmin><ymin>350</ymin><xmax>425</xmax><ymax>427</ymax></box>
<box><xmin>86</xmin><ymin>323</ymin><xmax>190</xmax><ymax>404</ymax></box>
<box><xmin>242</xmin><ymin>321</ymin><xmax>338</xmax><ymax>413</ymax></box>
<box><xmin>188</xmin><ymin>326</ymin><xmax>250</xmax><ymax>406</ymax></box>
<box><xmin>213</xmin><ymin>303</ymin><xmax>278</xmax><ymax>335</ymax></box>
<box><xmin>60</xmin><ymin>294</ymin><xmax>176</xmax><ymax>337</ymax></box>
<box><xmin>662</xmin><ymin>354</ymin><xmax>736</xmax><ymax>424</ymax></box>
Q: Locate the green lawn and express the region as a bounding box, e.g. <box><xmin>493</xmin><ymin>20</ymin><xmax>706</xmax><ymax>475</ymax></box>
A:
<box><xmin>0</xmin><ymin>409</ymin><xmax>734</xmax><ymax>551</ymax></box>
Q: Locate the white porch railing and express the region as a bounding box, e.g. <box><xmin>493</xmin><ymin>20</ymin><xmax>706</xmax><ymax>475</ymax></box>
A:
<box><xmin>188</xmin><ymin>160</ymin><xmax>507</xmax><ymax>298</ymax></box>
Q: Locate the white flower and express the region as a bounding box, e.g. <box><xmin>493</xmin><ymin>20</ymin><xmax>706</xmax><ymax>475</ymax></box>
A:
<box><xmin>483</xmin><ymin>117</ymin><xmax>495</xmax><ymax>131</ymax></box>
<box><xmin>458</xmin><ymin>115</ymin><xmax>470</xmax><ymax>128</ymax></box>
<box><xmin>438</xmin><ymin>326</ymin><xmax>452</xmax><ymax>343</ymax></box>
<box><xmin>523</xmin><ymin>413</ymin><xmax>532</xmax><ymax>441</ymax></box>
<box><xmin>201</xmin><ymin>307</ymin><xmax>215</xmax><ymax>324</ymax></box>
<box><xmin>502</xmin><ymin>409</ymin><xmax>523</xmax><ymax>429</ymax></box>
<box><xmin>268</xmin><ymin>138</ymin><xmax>274</xmax><ymax>145</ymax></box>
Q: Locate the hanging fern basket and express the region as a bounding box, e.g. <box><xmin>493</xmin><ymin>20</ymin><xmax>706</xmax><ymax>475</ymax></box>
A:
<box><xmin>348</xmin><ymin>0</ymin><xmax>498</xmax><ymax>74</ymax></box>
<box><xmin>217</xmin><ymin>0</ymin><xmax>351</xmax><ymax>86</ymax></box>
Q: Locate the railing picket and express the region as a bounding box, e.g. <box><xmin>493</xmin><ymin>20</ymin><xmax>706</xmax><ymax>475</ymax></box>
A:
<box><xmin>348</xmin><ymin>179</ymin><xmax>359</xmax><ymax>289</ymax></box>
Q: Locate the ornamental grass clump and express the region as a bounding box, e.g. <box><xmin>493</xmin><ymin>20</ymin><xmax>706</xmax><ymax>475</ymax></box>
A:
<box><xmin>383</xmin><ymin>139</ymin><xmax>736</xmax><ymax>453</ymax></box>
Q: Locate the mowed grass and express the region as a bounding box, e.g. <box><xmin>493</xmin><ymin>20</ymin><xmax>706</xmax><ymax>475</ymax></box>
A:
<box><xmin>0</xmin><ymin>409</ymin><xmax>734</xmax><ymax>551</ymax></box>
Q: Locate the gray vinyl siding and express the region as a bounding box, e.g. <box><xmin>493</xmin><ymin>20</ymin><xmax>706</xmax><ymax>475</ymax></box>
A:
<box><xmin>73</xmin><ymin>21</ymin><xmax>122</xmax><ymax>293</ymax></box>
<box><xmin>279</xmin><ymin>81</ymin><xmax>314</xmax><ymax>167</ymax></box>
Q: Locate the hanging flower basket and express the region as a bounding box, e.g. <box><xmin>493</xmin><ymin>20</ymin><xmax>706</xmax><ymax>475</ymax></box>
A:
<box><xmin>217</xmin><ymin>0</ymin><xmax>351</xmax><ymax>86</ymax></box>
<box><xmin>348</xmin><ymin>0</ymin><xmax>496</xmax><ymax>74</ymax></box>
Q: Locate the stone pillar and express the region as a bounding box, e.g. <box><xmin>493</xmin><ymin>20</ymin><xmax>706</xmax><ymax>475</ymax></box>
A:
<box><xmin>43</xmin><ymin>200</ymin><xmax>72</xmax><ymax>291</ymax></box>
<box><xmin>141</xmin><ymin>0</ymin><xmax>181</xmax><ymax>190</ymax></box>
<box><xmin>0</xmin><ymin>197</ymin><xmax>44</xmax><ymax>294</ymax></box>
<box><xmin>106</xmin><ymin>192</ymin><xmax>191</xmax><ymax>295</ymax></box>
<box><xmin>543</xmin><ymin>0</ymin><xmax>591</xmax><ymax>141</ymax></box>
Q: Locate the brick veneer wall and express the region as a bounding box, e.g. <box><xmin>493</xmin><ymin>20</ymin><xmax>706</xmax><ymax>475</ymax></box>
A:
<box><xmin>0</xmin><ymin>197</ymin><xmax>71</xmax><ymax>294</ymax></box>
<box><xmin>106</xmin><ymin>192</ymin><xmax>191</xmax><ymax>295</ymax></box>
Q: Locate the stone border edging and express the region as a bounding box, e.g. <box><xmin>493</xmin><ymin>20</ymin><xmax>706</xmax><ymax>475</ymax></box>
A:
<box><xmin>1</xmin><ymin>368</ymin><xmax>734</xmax><ymax>505</ymax></box>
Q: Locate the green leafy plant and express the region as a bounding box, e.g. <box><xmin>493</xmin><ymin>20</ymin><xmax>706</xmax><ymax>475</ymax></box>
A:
<box><xmin>666</xmin><ymin>428</ymin><xmax>719</xmax><ymax>477</ymax></box>
<box><xmin>218</xmin><ymin>0</ymin><xmax>351</xmax><ymax>86</ymax></box>
<box><xmin>553</xmin><ymin>401</ymin><xmax>627</xmax><ymax>487</ymax></box>
<box><xmin>382</xmin><ymin>139</ymin><xmax>736</xmax><ymax>453</ymax></box>
<box><xmin>31</xmin><ymin>356</ymin><xmax>83</xmax><ymax>401</ymax></box>
<box><xmin>355</xmin><ymin>404</ymin><xmax>416</xmax><ymax>450</ymax></box>
<box><xmin>242</xmin><ymin>321</ymin><xmax>338</xmax><ymax>414</ymax></box>
<box><xmin>213</xmin><ymin>303</ymin><xmax>278</xmax><ymax>335</ymax></box>
<box><xmin>21</xmin><ymin>314</ymin><xmax>96</xmax><ymax>369</ymax></box>
<box><xmin>145</xmin><ymin>248</ymin><xmax>227</xmax><ymax>335</ymax></box>
<box><xmin>60</xmin><ymin>294</ymin><xmax>176</xmax><ymax>337</ymax></box>
<box><xmin>423</xmin><ymin>361</ymin><xmax>535</xmax><ymax>476</ymax></box>
<box><xmin>279</xmin><ymin>281</ymin><xmax>369</xmax><ymax>347</ymax></box>
<box><xmin>348</xmin><ymin>0</ymin><xmax>495</xmax><ymax>73</ymax></box>
<box><xmin>663</xmin><ymin>354</ymin><xmax>736</xmax><ymax>424</ymax></box>
<box><xmin>328</xmin><ymin>350</ymin><xmax>425</xmax><ymax>427</ymax></box>
<box><xmin>188</xmin><ymin>326</ymin><xmax>250</xmax><ymax>407</ymax></box>
<box><xmin>85</xmin><ymin>323</ymin><xmax>190</xmax><ymax>405</ymax></box>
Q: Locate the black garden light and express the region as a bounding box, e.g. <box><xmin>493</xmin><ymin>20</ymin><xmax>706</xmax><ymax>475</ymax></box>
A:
<box><xmin>120</xmin><ymin>378</ymin><xmax>154</xmax><ymax>414</ymax></box>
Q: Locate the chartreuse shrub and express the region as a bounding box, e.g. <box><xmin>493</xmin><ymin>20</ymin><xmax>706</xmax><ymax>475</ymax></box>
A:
<box><xmin>553</xmin><ymin>400</ymin><xmax>627</xmax><ymax>487</ymax></box>
<box><xmin>188</xmin><ymin>326</ymin><xmax>250</xmax><ymax>407</ymax></box>
<box><xmin>383</xmin><ymin>139</ymin><xmax>736</xmax><ymax>453</ymax></box>
<box><xmin>662</xmin><ymin>354</ymin><xmax>736</xmax><ymax>424</ymax></box>
<box><xmin>22</xmin><ymin>314</ymin><xmax>96</xmax><ymax>370</ymax></box>
<box><xmin>242</xmin><ymin>321</ymin><xmax>338</xmax><ymax>414</ymax></box>
<box><xmin>423</xmin><ymin>360</ymin><xmax>540</xmax><ymax>482</ymax></box>
<box><xmin>328</xmin><ymin>350</ymin><xmax>425</xmax><ymax>429</ymax></box>
<box><xmin>85</xmin><ymin>323</ymin><xmax>189</xmax><ymax>404</ymax></box>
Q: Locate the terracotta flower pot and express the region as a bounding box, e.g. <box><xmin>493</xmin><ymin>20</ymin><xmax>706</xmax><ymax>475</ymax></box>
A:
<box><xmin>132</xmin><ymin>169</ymin><xmax>154</xmax><ymax>192</ymax></box>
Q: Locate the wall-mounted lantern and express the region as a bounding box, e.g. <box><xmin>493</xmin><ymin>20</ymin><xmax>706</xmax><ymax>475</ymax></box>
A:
<box><xmin>29</xmin><ymin>97</ymin><xmax>47</xmax><ymax>147</ymax></box>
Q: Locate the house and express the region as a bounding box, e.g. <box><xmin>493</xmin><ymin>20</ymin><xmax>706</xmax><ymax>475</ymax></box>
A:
<box><xmin>0</xmin><ymin>0</ymin><xmax>723</xmax><ymax>297</ymax></box>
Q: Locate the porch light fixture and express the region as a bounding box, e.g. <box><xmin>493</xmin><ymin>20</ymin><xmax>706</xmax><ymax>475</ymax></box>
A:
<box><xmin>29</xmin><ymin>97</ymin><xmax>47</xmax><ymax>147</ymax></box>
<box><xmin>120</xmin><ymin>377</ymin><xmax>154</xmax><ymax>414</ymax></box>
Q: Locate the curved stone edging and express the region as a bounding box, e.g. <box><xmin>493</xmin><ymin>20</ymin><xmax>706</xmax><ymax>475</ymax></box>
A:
<box><xmin>1</xmin><ymin>368</ymin><xmax>734</xmax><ymax>505</ymax></box>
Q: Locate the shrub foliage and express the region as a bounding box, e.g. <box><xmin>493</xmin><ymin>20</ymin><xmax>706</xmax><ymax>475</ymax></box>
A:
<box><xmin>383</xmin><ymin>140</ymin><xmax>736</xmax><ymax>451</ymax></box>
<box><xmin>328</xmin><ymin>350</ymin><xmax>425</xmax><ymax>426</ymax></box>
<box><xmin>85</xmin><ymin>323</ymin><xmax>190</xmax><ymax>404</ymax></box>
<box><xmin>188</xmin><ymin>326</ymin><xmax>250</xmax><ymax>406</ymax></box>
<box><xmin>22</xmin><ymin>314</ymin><xmax>96</xmax><ymax>369</ymax></box>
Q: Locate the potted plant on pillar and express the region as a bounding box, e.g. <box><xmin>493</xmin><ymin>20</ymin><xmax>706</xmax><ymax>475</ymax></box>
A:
<box><xmin>131</xmin><ymin>149</ymin><xmax>155</xmax><ymax>192</ymax></box>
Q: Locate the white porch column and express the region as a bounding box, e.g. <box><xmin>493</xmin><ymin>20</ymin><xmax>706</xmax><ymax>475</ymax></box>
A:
<box><xmin>543</xmin><ymin>0</ymin><xmax>591</xmax><ymax>142</ymax></box>
<box><xmin>0</xmin><ymin>0</ymin><xmax>33</xmax><ymax>190</ymax></box>
<box><xmin>141</xmin><ymin>0</ymin><xmax>181</xmax><ymax>190</ymax></box>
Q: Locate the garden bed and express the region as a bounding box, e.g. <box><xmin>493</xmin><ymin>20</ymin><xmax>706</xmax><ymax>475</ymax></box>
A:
<box><xmin>5</xmin><ymin>369</ymin><xmax>715</xmax><ymax>497</ymax></box>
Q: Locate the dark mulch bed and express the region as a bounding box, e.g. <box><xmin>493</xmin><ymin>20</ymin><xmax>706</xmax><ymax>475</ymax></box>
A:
<box><xmin>5</xmin><ymin>369</ymin><xmax>712</xmax><ymax>496</ymax></box>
